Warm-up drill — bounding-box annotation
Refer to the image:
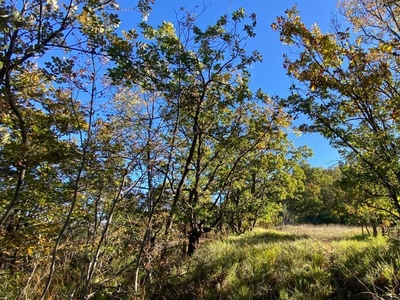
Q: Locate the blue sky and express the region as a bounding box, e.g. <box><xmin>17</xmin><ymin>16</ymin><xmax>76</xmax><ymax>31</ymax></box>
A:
<box><xmin>118</xmin><ymin>0</ymin><xmax>342</xmax><ymax>167</ymax></box>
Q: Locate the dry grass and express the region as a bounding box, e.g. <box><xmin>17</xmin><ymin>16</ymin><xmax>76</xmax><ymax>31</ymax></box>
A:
<box><xmin>278</xmin><ymin>224</ymin><xmax>363</xmax><ymax>241</ymax></box>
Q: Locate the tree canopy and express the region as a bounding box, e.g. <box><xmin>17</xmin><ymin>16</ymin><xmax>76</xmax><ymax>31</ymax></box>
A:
<box><xmin>273</xmin><ymin>0</ymin><xmax>400</xmax><ymax>219</ymax></box>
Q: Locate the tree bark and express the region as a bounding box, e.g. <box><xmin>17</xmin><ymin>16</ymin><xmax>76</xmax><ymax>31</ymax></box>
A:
<box><xmin>187</xmin><ymin>228</ymin><xmax>201</xmax><ymax>256</ymax></box>
<box><xmin>372</xmin><ymin>220</ymin><xmax>378</xmax><ymax>238</ymax></box>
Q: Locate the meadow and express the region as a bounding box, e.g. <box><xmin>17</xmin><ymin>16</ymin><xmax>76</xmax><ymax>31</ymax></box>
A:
<box><xmin>148</xmin><ymin>225</ymin><xmax>400</xmax><ymax>300</ymax></box>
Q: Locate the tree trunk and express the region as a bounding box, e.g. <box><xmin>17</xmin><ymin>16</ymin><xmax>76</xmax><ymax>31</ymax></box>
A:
<box><xmin>187</xmin><ymin>228</ymin><xmax>201</xmax><ymax>256</ymax></box>
<box><xmin>182</xmin><ymin>223</ymin><xmax>188</xmax><ymax>255</ymax></box>
<box><xmin>372</xmin><ymin>220</ymin><xmax>378</xmax><ymax>237</ymax></box>
<box><xmin>365</xmin><ymin>224</ymin><xmax>370</xmax><ymax>236</ymax></box>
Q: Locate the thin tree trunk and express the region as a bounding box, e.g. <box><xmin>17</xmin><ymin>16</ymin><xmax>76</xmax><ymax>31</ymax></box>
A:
<box><xmin>365</xmin><ymin>224</ymin><xmax>370</xmax><ymax>236</ymax></box>
<box><xmin>79</xmin><ymin>176</ymin><xmax>126</xmax><ymax>299</ymax></box>
<box><xmin>0</xmin><ymin>71</ymin><xmax>27</xmax><ymax>229</ymax></box>
<box><xmin>40</xmin><ymin>50</ymin><xmax>97</xmax><ymax>300</ymax></box>
<box><xmin>134</xmin><ymin>95</ymin><xmax>177</xmax><ymax>292</ymax></box>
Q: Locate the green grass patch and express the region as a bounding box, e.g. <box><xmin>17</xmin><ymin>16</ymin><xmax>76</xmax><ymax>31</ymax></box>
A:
<box><xmin>152</xmin><ymin>226</ymin><xmax>400</xmax><ymax>300</ymax></box>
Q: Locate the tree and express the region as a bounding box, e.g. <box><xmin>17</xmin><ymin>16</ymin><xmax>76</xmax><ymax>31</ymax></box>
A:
<box><xmin>0</xmin><ymin>0</ymin><xmax>154</xmax><ymax>229</ymax></box>
<box><xmin>225</xmin><ymin>136</ymin><xmax>309</xmax><ymax>232</ymax></box>
<box><xmin>108</xmin><ymin>7</ymin><xmax>308</xmax><ymax>255</ymax></box>
<box><xmin>339</xmin><ymin>159</ymin><xmax>397</xmax><ymax>235</ymax></box>
<box><xmin>0</xmin><ymin>1</ymin><xmax>154</xmax><ymax>298</ymax></box>
<box><xmin>272</xmin><ymin>0</ymin><xmax>400</xmax><ymax>218</ymax></box>
<box><xmin>285</xmin><ymin>165</ymin><xmax>350</xmax><ymax>224</ymax></box>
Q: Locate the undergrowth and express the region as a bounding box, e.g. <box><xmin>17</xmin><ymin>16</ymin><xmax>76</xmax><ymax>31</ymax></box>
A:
<box><xmin>3</xmin><ymin>226</ymin><xmax>398</xmax><ymax>299</ymax></box>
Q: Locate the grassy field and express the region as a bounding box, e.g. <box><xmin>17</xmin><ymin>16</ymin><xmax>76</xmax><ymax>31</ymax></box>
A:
<box><xmin>149</xmin><ymin>225</ymin><xmax>400</xmax><ymax>300</ymax></box>
<box><xmin>279</xmin><ymin>224</ymin><xmax>363</xmax><ymax>241</ymax></box>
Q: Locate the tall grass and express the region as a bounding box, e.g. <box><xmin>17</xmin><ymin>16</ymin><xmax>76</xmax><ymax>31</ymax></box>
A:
<box><xmin>5</xmin><ymin>225</ymin><xmax>397</xmax><ymax>299</ymax></box>
<box><xmin>151</xmin><ymin>226</ymin><xmax>400</xmax><ymax>300</ymax></box>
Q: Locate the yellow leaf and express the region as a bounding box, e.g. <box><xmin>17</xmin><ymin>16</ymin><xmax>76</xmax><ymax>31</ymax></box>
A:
<box><xmin>311</xmin><ymin>85</ymin><xmax>316</xmax><ymax>91</ymax></box>
<box><xmin>380</xmin><ymin>43</ymin><xmax>393</xmax><ymax>53</ymax></box>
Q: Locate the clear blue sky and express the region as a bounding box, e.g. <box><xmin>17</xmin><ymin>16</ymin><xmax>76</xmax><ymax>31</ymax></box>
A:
<box><xmin>118</xmin><ymin>0</ymin><xmax>342</xmax><ymax>168</ymax></box>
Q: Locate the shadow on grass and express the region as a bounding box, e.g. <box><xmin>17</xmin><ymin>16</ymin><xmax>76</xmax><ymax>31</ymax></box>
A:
<box><xmin>346</xmin><ymin>234</ymin><xmax>370</xmax><ymax>241</ymax></box>
<box><xmin>150</xmin><ymin>231</ymin><xmax>310</xmax><ymax>299</ymax></box>
<box><xmin>227</xmin><ymin>230</ymin><xmax>309</xmax><ymax>247</ymax></box>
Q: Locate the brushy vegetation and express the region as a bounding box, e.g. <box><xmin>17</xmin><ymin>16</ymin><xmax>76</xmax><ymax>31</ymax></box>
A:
<box><xmin>150</xmin><ymin>226</ymin><xmax>400</xmax><ymax>300</ymax></box>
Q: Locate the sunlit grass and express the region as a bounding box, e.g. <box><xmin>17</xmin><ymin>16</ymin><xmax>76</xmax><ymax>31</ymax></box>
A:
<box><xmin>152</xmin><ymin>225</ymin><xmax>399</xmax><ymax>300</ymax></box>
<box><xmin>279</xmin><ymin>224</ymin><xmax>362</xmax><ymax>241</ymax></box>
